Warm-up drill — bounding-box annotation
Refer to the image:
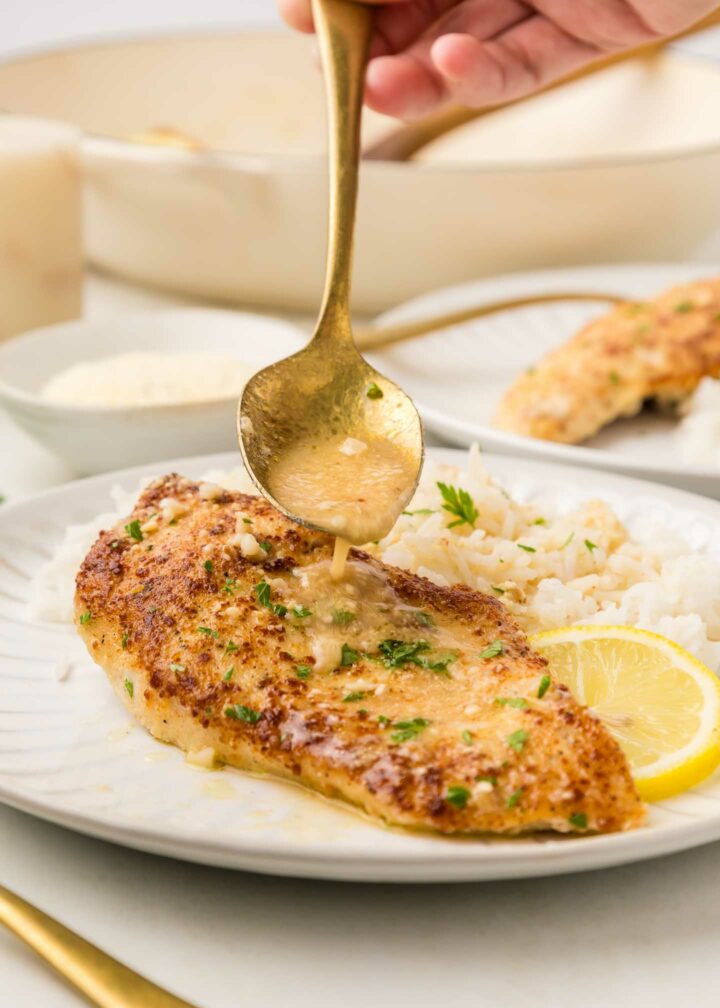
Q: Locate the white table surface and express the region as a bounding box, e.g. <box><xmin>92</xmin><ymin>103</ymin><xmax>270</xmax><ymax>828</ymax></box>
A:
<box><xmin>4</xmin><ymin>3</ymin><xmax>720</xmax><ymax>1007</ymax></box>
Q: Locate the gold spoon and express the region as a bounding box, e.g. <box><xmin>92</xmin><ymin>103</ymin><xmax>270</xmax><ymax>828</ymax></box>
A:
<box><xmin>354</xmin><ymin>291</ymin><xmax>627</xmax><ymax>350</ymax></box>
<box><xmin>239</xmin><ymin>0</ymin><xmax>423</xmax><ymax>548</ymax></box>
<box><xmin>0</xmin><ymin>883</ymin><xmax>196</xmax><ymax>1008</ymax></box>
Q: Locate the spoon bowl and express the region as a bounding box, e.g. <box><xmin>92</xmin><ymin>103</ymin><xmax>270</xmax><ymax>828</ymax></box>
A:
<box><xmin>239</xmin><ymin>327</ymin><xmax>423</xmax><ymax>546</ymax></box>
<box><xmin>239</xmin><ymin>0</ymin><xmax>423</xmax><ymax>547</ymax></box>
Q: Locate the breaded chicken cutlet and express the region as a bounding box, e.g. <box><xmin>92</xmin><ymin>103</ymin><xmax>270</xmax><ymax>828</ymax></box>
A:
<box><xmin>75</xmin><ymin>475</ymin><xmax>644</xmax><ymax>835</ymax></box>
<box><xmin>495</xmin><ymin>277</ymin><xmax>720</xmax><ymax>444</ymax></box>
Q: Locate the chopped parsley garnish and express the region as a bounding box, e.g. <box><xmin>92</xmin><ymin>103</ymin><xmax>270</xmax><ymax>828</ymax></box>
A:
<box><xmin>507</xmin><ymin>729</ymin><xmax>529</xmax><ymax>753</ymax></box>
<box><xmin>203</xmin><ymin>559</ymin><xmax>213</xmax><ymax>573</ymax></box>
<box><xmin>78</xmin><ymin>611</ymin><xmax>92</xmax><ymax>625</ymax></box>
<box><xmin>401</xmin><ymin>508</ymin><xmax>437</xmax><ymax>517</ymax></box>
<box><xmin>340</xmin><ymin>643</ymin><xmax>360</xmax><ymax>666</ymax></box>
<box><xmin>476</xmin><ymin>775</ymin><xmax>497</xmax><ymax>787</ymax></box>
<box><xmin>462</xmin><ymin>730</ymin><xmax>474</xmax><ymax>745</ymax></box>
<box><xmin>495</xmin><ymin>697</ymin><xmax>527</xmax><ymax>709</ymax></box>
<box><xmin>170</xmin><ymin>662</ymin><xmax>186</xmax><ymax>673</ymax></box>
<box><xmin>537</xmin><ymin>674</ymin><xmax>551</xmax><ymax>699</ymax></box>
<box><xmin>608</xmin><ymin>370</ymin><xmax>620</xmax><ymax>385</ymax></box>
<box><xmin>198</xmin><ymin>626</ymin><xmax>219</xmax><ymax>638</ymax></box>
<box><xmin>223</xmin><ymin>667</ymin><xmax>235</xmax><ymax>681</ymax></box>
<box><xmin>584</xmin><ymin>539</ymin><xmax>599</xmax><ymax>555</ymax></box>
<box><xmin>532</xmin><ymin>517</ymin><xmax>546</xmax><ymax>526</ymax></box>
<box><xmin>569</xmin><ymin>812</ymin><xmax>588</xmax><ymax>830</ymax></box>
<box><xmin>559</xmin><ymin>532</ymin><xmax>575</xmax><ymax>550</ymax></box>
<box><xmin>296</xmin><ymin>665</ymin><xmax>312</xmax><ymax>680</ymax></box>
<box><xmin>507</xmin><ymin>788</ymin><xmax>524</xmax><ymax>808</ymax></box>
<box><xmin>254</xmin><ymin>578</ymin><xmax>287</xmax><ymax>617</ymax></box>
<box><xmin>259</xmin><ymin>541</ymin><xmax>272</xmax><ymax>553</ymax></box>
<box><xmin>517</xmin><ymin>543</ymin><xmax>536</xmax><ymax>553</ymax></box>
<box><xmin>124</xmin><ymin>519</ymin><xmax>143</xmax><ymax>542</ymax></box>
<box><xmin>675</xmin><ymin>300</ymin><xmax>694</xmax><ymax>313</ymax></box>
<box><xmin>343</xmin><ymin>691</ymin><xmax>366</xmax><ymax>703</ymax></box>
<box><xmin>222</xmin><ymin>577</ymin><xmax>239</xmax><ymax>595</ymax></box>
<box><xmin>242</xmin><ymin>517</ymin><xmax>253</xmax><ymax>525</ymax></box>
<box><xmin>110</xmin><ymin>540</ymin><xmax>120</xmax><ymax>550</ymax></box>
<box><xmin>124</xmin><ymin>678</ymin><xmax>134</xmax><ymax>698</ymax></box>
<box><xmin>390</xmin><ymin>718</ymin><xmax>430</xmax><ymax>743</ymax></box>
<box><xmin>491</xmin><ymin>586</ymin><xmax>505</xmax><ymax>596</ymax></box>
<box><xmin>423</xmin><ymin>652</ymin><xmax>455</xmax><ymax>676</ymax></box>
<box><xmin>378</xmin><ymin>639</ymin><xmax>429</xmax><ymax>668</ymax></box>
<box><xmin>378</xmin><ymin>715</ymin><xmax>391</xmax><ymax>725</ymax></box>
<box><xmin>225</xmin><ymin>641</ymin><xmax>239</xmax><ymax>654</ymax></box>
<box><xmin>332</xmin><ymin>610</ymin><xmax>356</xmax><ymax>626</ymax></box>
<box><xmin>366</xmin><ymin>382</ymin><xmax>383</xmax><ymax>399</ymax></box>
<box><xmin>225</xmin><ymin>704</ymin><xmax>261</xmax><ymax>724</ymax></box>
<box><xmin>479</xmin><ymin>639</ymin><xmax>504</xmax><ymax>661</ymax></box>
<box><xmin>437</xmin><ymin>481</ymin><xmax>479</xmax><ymax>529</ymax></box>
<box><xmin>376</xmin><ymin>639</ymin><xmax>454</xmax><ymax>676</ymax></box>
<box><xmin>292</xmin><ymin>605</ymin><xmax>312</xmax><ymax>618</ymax></box>
<box><xmin>446</xmin><ymin>785</ymin><xmax>471</xmax><ymax>810</ymax></box>
<box><xmin>121</xmin><ymin>632</ymin><xmax>129</xmax><ymax>650</ymax></box>
<box><xmin>414</xmin><ymin>611</ymin><xmax>434</xmax><ymax>627</ymax></box>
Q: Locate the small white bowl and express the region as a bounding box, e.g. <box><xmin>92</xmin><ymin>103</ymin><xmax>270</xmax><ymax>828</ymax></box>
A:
<box><xmin>0</xmin><ymin>308</ymin><xmax>304</xmax><ymax>475</ymax></box>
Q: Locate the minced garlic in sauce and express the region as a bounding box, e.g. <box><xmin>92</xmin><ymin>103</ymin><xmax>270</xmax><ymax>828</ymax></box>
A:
<box><xmin>41</xmin><ymin>352</ymin><xmax>256</xmax><ymax>408</ymax></box>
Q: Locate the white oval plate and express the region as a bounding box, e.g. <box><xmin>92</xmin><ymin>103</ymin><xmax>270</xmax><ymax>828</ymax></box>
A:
<box><xmin>369</xmin><ymin>263</ymin><xmax>720</xmax><ymax>498</ymax></box>
<box><xmin>2</xmin><ymin>447</ymin><xmax>720</xmax><ymax>882</ymax></box>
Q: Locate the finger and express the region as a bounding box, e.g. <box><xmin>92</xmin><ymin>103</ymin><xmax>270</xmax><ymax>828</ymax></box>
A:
<box><xmin>535</xmin><ymin>0</ymin><xmax>719</xmax><ymax>46</ymax></box>
<box><xmin>630</xmin><ymin>0</ymin><xmax>720</xmax><ymax>34</ymax></box>
<box><xmin>278</xmin><ymin>0</ymin><xmax>315</xmax><ymax>33</ymax></box>
<box><xmin>366</xmin><ymin>53</ymin><xmax>446</xmax><ymax>118</ymax></box>
<box><xmin>532</xmin><ymin>0</ymin><xmax>658</xmax><ymax>49</ymax></box>
<box><xmin>431</xmin><ymin>16</ymin><xmax>599</xmax><ymax>108</ymax></box>
<box><xmin>370</xmin><ymin>0</ymin><xmax>462</xmax><ymax>58</ymax></box>
<box><xmin>365</xmin><ymin>0</ymin><xmax>532</xmax><ymax>117</ymax></box>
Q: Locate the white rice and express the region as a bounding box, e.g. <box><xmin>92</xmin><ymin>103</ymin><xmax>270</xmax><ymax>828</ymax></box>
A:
<box><xmin>30</xmin><ymin>448</ymin><xmax>720</xmax><ymax>672</ymax></box>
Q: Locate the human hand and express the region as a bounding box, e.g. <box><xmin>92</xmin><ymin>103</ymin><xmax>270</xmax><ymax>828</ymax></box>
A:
<box><xmin>278</xmin><ymin>0</ymin><xmax>718</xmax><ymax>119</ymax></box>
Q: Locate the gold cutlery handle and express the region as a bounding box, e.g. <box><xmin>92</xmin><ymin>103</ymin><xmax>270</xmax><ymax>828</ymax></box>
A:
<box><xmin>354</xmin><ymin>291</ymin><xmax>626</xmax><ymax>351</ymax></box>
<box><xmin>312</xmin><ymin>0</ymin><xmax>373</xmax><ymax>337</ymax></box>
<box><xmin>0</xmin><ymin>884</ymin><xmax>197</xmax><ymax>1008</ymax></box>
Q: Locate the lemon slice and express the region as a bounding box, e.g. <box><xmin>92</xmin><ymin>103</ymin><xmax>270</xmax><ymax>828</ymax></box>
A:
<box><xmin>531</xmin><ymin>625</ymin><xmax>720</xmax><ymax>802</ymax></box>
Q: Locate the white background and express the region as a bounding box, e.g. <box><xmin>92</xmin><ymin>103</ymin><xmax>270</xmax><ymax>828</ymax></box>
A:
<box><xmin>3</xmin><ymin>3</ymin><xmax>720</xmax><ymax>1007</ymax></box>
<box><xmin>0</xmin><ymin>0</ymin><xmax>280</xmax><ymax>54</ymax></box>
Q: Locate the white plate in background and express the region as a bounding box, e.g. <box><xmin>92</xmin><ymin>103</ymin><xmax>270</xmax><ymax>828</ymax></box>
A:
<box><xmin>3</xmin><ymin>447</ymin><xmax>720</xmax><ymax>882</ymax></box>
<box><xmin>370</xmin><ymin>263</ymin><xmax>720</xmax><ymax>497</ymax></box>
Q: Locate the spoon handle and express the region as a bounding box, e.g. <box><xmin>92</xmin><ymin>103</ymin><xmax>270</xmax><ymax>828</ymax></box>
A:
<box><xmin>354</xmin><ymin>291</ymin><xmax>627</xmax><ymax>350</ymax></box>
<box><xmin>0</xmin><ymin>883</ymin><xmax>197</xmax><ymax>1008</ymax></box>
<box><xmin>312</xmin><ymin>0</ymin><xmax>373</xmax><ymax>336</ymax></box>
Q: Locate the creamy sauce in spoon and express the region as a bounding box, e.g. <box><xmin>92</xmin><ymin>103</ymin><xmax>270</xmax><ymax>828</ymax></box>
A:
<box><xmin>268</xmin><ymin>435</ymin><xmax>417</xmax><ymax>548</ymax></box>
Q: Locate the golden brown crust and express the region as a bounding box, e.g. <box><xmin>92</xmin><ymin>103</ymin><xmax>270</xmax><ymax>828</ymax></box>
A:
<box><xmin>494</xmin><ymin>277</ymin><xmax>720</xmax><ymax>444</ymax></box>
<box><xmin>75</xmin><ymin>474</ymin><xmax>644</xmax><ymax>835</ymax></box>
